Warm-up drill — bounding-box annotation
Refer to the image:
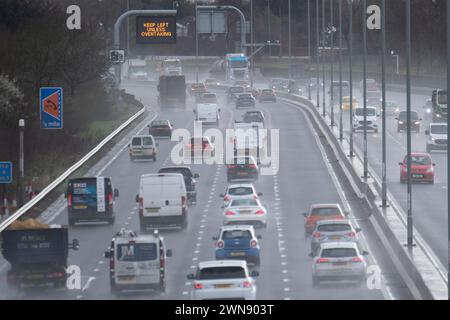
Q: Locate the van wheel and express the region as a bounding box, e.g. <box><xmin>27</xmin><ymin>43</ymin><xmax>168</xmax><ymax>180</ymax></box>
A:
<box><xmin>159</xmin><ymin>279</ymin><xmax>166</xmax><ymax>292</ymax></box>
<box><xmin>108</xmin><ymin>216</ymin><xmax>115</xmax><ymax>225</ymax></box>
<box><xmin>68</xmin><ymin>217</ymin><xmax>75</xmax><ymax>227</ymax></box>
<box><xmin>153</xmin><ymin>155</ymin><xmax>157</xmax><ymax>162</ymax></box>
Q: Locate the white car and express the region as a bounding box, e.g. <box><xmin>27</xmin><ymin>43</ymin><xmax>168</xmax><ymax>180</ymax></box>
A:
<box><xmin>222</xmin><ymin>197</ymin><xmax>267</xmax><ymax>228</ymax></box>
<box><xmin>353</xmin><ymin>106</ymin><xmax>378</xmax><ymax>133</ymax></box>
<box><xmin>425</xmin><ymin>123</ymin><xmax>447</xmax><ymax>152</ymax></box>
<box><xmin>187</xmin><ymin>260</ymin><xmax>258</xmax><ymax>300</ymax></box>
<box><xmin>219</xmin><ymin>184</ymin><xmax>262</xmax><ymax>207</ymax></box>
<box><xmin>311</xmin><ymin>242</ymin><xmax>368</xmax><ymax>287</ymax></box>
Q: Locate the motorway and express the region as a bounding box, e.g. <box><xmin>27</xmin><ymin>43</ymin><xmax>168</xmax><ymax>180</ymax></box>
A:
<box><xmin>313</xmin><ymin>83</ymin><xmax>447</xmax><ymax>268</ymax></box>
<box><xmin>0</xmin><ymin>78</ymin><xmax>414</xmax><ymax>300</ymax></box>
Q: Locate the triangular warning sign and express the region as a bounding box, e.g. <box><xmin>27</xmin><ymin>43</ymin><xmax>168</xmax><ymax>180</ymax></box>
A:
<box><xmin>43</xmin><ymin>91</ymin><xmax>60</xmax><ymax>119</ymax></box>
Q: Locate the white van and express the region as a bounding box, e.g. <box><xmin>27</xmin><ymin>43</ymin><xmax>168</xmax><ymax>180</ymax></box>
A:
<box><xmin>195</xmin><ymin>103</ymin><xmax>220</xmax><ymax>126</ymax></box>
<box><xmin>104</xmin><ymin>229</ymin><xmax>172</xmax><ymax>295</ymax></box>
<box><xmin>136</xmin><ymin>173</ymin><xmax>188</xmax><ymax>231</ymax></box>
<box><xmin>129</xmin><ymin>135</ymin><xmax>158</xmax><ymax>161</ymax></box>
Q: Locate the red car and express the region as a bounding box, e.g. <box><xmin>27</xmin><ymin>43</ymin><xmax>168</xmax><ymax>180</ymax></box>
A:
<box><xmin>303</xmin><ymin>203</ymin><xmax>347</xmax><ymax>235</ymax></box>
<box><xmin>399</xmin><ymin>153</ymin><xmax>435</xmax><ymax>184</ymax></box>
<box><xmin>185</xmin><ymin>136</ymin><xmax>214</xmax><ymax>159</ymax></box>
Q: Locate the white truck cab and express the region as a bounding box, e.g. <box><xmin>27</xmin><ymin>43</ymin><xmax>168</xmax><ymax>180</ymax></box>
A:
<box><xmin>194</xmin><ymin>103</ymin><xmax>220</xmax><ymax>126</ymax></box>
<box><xmin>104</xmin><ymin>229</ymin><xmax>172</xmax><ymax>295</ymax></box>
<box><xmin>425</xmin><ymin>122</ymin><xmax>447</xmax><ymax>152</ymax></box>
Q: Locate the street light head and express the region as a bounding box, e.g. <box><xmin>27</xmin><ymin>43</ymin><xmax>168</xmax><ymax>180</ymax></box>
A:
<box><xmin>391</xmin><ymin>50</ymin><xmax>395</xmax><ymax>55</ymax></box>
<box><xmin>19</xmin><ymin>119</ymin><xmax>25</xmax><ymax>127</ymax></box>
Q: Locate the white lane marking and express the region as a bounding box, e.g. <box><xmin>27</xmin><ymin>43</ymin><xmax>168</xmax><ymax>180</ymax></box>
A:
<box><xmin>283</xmin><ymin>278</ymin><xmax>289</xmax><ymax>282</ymax></box>
<box><xmin>82</xmin><ymin>277</ymin><xmax>96</xmax><ymax>291</ymax></box>
<box><xmin>93</xmin><ymin>268</ymin><xmax>100</xmax><ymax>272</ymax></box>
<box><xmin>284</xmin><ymin>288</ymin><xmax>290</xmax><ymax>292</ymax></box>
<box><xmin>98</xmin><ymin>260</ymin><xmax>104</xmax><ymax>265</ymax></box>
<box><xmin>185</xmin><ymin>282</ymin><xmax>191</xmax><ymax>286</ymax></box>
<box><xmin>182</xmin><ymin>291</ymin><xmax>189</xmax><ymax>295</ymax></box>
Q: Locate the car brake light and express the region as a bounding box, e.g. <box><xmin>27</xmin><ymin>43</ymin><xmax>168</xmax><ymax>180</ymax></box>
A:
<box><xmin>225</xmin><ymin>211</ymin><xmax>235</xmax><ymax>216</ymax></box>
<box><xmin>255</xmin><ymin>210</ymin><xmax>265</xmax><ymax>215</ymax></box>
<box><xmin>345</xmin><ymin>232</ymin><xmax>356</xmax><ymax>237</ymax></box>
<box><xmin>224</xmin><ymin>195</ymin><xmax>230</xmax><ymax>202</ymax></box>
<box><xmin>316</xmin><ymin>258</ymin><xmax>330</xmax><ymax>264</ymax></box>
<box><xmin>217</xmin><ymin>240</ymin><xmax>224</xmax><ymax>248</ymax></box>
<box><xmin>250</xmin><ymin>240</ymin><xmax>257</xmax><ymax>247</ymax></box>
<box><xmin>67</xmin><ymin>194</ymin><xmax>72</xmax><ymax>208</ymax></box>
<box><xmin>108</xmin><ymin>193</ymin><xmax>113</xmax><ymax>206</ymax></box>
<box><xmin>248</xmin><ymin>164</ymin><xmax>257</xmax><ymax>168</ymax></box>
<box><xmin>313</xmin><ymin>232</ymin><xmax>322</xmax><ymax>238</ymax></box>
<box><xmin>138</xmin><ymin>197</ymin><xmax>143</xmax><ymax>216</ymax></box>
<box><xmin>160</xmin><ymin>248</ymin><xmax>165</xmax><ymax>269</ymax></box>
<box><xmin>228</xmin><ymin>165</ymin><xmax>237</xmax><ymax>169</ymax></box>
<box><xmin>351</xmin><ymin>257</ymin><xmax>364</xmax><ymax>263</ymax></box>
<box><xmin>181</xmin><ymin>196</ymin><xmax>186</xmax><ymax>206</ymax></box>
<box><xmin>194</xmin><ymin>283</ymin><xmax>203</xmax><ymax>289</ymax></box>
<box><xmin>243</xmin><ymin>281</ymin><xmax>251</xmax><ymax>288</ymax></box>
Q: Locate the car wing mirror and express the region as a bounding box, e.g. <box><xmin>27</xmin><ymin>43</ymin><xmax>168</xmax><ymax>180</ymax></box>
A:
<box><xmin>104</xmin><ymin>250</ymin><xmax>111</xmax><ymax>258</ymax></box>
<box><xmin>425</xmin><ymin>130</ymin><xmax>429</xmax><ymax>135</ymax></box>
<box><xmin>362</xmin><ymin>251</ymin><xmax>369</xmax><ymax>256</ymax></box>
<box><xmin>166</xmin><ymin>249</ymin><xmax>173</xmax><ymax>257</ymax></box>
<box><xmin>219</xmin><ymin>194</ymin><xmax>224</xmax><ymax>198</ymax></box>
<box><xmin>70</xmin><ymin>239</ymin><xmax>80</xmax><ymax>250</ymax></box>
<box><xmin>308</xmin><ymin>252</ymin><xmax>313</xmax><ymax>257</ymax></box>
<box><xmin>433</xmin><ymin>163</ymin><xmax>436</xmax><ymax>166</ymax></box>
<box><xmin>251</xmin><ymin>271</ymin><xmax>259</xmax><ymax>277</ymax></box>
<box><xmin>344</xmin><ymin>211</ymin><xmax>350</xmax><ymax>216</ymax></box>
<box><xmin>156</xmin><ymin>143</ymin><xmax>159</xmax><ymax>147</ymax></box>
<box><xmin>135</xmin><ymin>194</ymin><xmax>139</xmax><ymax>203</ymax></box>
<box><xmin>186</xmin><ymin>274</ymin><xmax>195</xmax><ymax>280</ymax></box>
<box><xmin>128</xmin><ymin>143</ymin><xmax>130</xmax><ymax>147</ymax></box>
<box><xmin>212</xmin><ymin>236</ymin><xmax>218</xmax><ymax>241</ymax></box>
<box><xmin>398</xmin><ymin>162</ymin><xmax>403</xmax><ymax>166</ymax></box>
<box><xmin>114</xmin><ymin>188</ymin><xmax>119</xmax><ymax>198</ymax></box>
<box><xmin>355</xmin><ymin>228</ymin><xmax>362</xmax><ymax>233</ymax></box>
<box><xmin>257</xmin><ymin>235</ymin><xmax>262</xmax><ymax>240</ymax></box>
<box><xmin>257</xmin><ymin>192</ymin><xmax>263</xmax><ymax>196</ymax></box>
<box><xmin>194</xmin><ymin>173</ymin><xmax>200</xmax><ymax>178</ymax></box>
<box><xmin>302</xmin><ymin>212</ymin><xmax>308</xmax><ymax>217</ymax></box>
<box><xmin>220</xmin><ymin>205</ymin><xmax>225</xmax><ymax>209</ymax></box>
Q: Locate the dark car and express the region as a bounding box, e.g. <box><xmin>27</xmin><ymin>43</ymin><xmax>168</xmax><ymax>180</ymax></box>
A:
<box><xmin>66</xmin><ymin>177</ymin><xmax>119</xmax><ymax>226</ymax></box>
<box><xmin>227</xmin><ymin>86</ymin><xmax>245</xmax><ymax>104</ymax></box>
<box><xmin>235</xmin><ymin>93</ymin><xmax>256</xmax><ymax>109</ymax></box>
<box><xmin>188</xmin><ymin>83</ymin><xmax>206</xmax><ymax>97</ymax></box>
<box><xmin>148</xmin><ymin>120</ymin><xmax>172</xmax><ymax>138</ymax></box>
<box><xmin>196</xmin><ymin>92</ymin><xmax>218</xmax><ymax>104</ymax></box>
<box><xmin>243</xmin><ymin>111</ymin><xmax>265</xmax><ymax>126</ymax></box>
<box><xmin>158</xmin><ymin>166</ymin><xmax>200</xmax><ymax>204</ymax></box>
<box><xmin>396</xmin><ymin>110</ymin><xmax>421</xmax><ymax>132</ymax></box>
<box><xmin>259</xmin><ymin>89</ymin><xmax>277</xmax><ymax>103</ymax></box>
<box><xmin>227</xmin><ymin>156</ymin><xmax>259</xmax><ymax>182</ymax></box>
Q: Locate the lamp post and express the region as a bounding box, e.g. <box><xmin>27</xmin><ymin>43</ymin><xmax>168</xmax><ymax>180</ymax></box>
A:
<box><xmin>268</xmin><ymin>0</ymin><xmax>271</xmax><ymax>56</ymax></box>
<box><xmin>348</xmin><ymin>0</ymin><xmax>354</xmax><ymax>157</ymax></box>
<box><xmin>316</xmin><ymin>0</ymin><xmax>320</xmax><ymax>109</ymax></box>
<box><xmin>195</xmin><ymin>0</ymin><xmax>199</xmax><ymax>83</ymax></box>
<box><xmin>338</xmin><ymin>0</ymin><xmax>343</xmax><ymax>140</ymax></box>
<box><xmin>362</xmin><ymin>0</ymin><xmax>368</xmax><ymax>179</ymax></box>
<box><xmin>251</xmin><ymin>0</ymin><xmax>254</xmax><ymax>87</ymax></box>
<box><xmin>322</xmin><ymin>0</ymin><xmax>326</xmax><ymax>117</ymax></box>
<box><xmin>381</xmin><ymin>0</ymin><xmax>388</xmax><ymax>207</ymax></box>
<box><xmin>18</xmin><ymin>119</ymin><xmax>25</xmax><ymax>208</ymax></box>
<box><xmin>330</xmin><ymin>0</ymin><xmax>335</xmax><ymax>126</ymax></box>
<box><xmin>446</xmin><ymin>0</ymin><xmax>450</xmax><ymax>298</ymax></box>
<box><xmin>308</xmin><ymin>0</ymin><xmax>312</xmax><ymax>100</ymax></box>
<box><xmin>288</xmin><ymin>0</ymin><xmax>292</xmax><ymax>57</ymax></box>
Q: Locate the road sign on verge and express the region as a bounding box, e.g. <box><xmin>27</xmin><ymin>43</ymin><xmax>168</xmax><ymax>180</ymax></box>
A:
<box><xmin>40</xmin><ymin>87</ymin><xmax>63</xmax><ymax>129</ymax></box>
<box><xmin>0</xmin><ymin>162</ymin><xmax>12</xmax><ymax>184</ymax></box>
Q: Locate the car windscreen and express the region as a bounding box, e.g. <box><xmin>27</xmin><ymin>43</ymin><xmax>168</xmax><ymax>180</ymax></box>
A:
<box><xmin>407</xmin><ymin>155</ymin><xmax>431</xmax><ymax>166</ymax></box>
<box><xmin>230</xmin><ymin>199</ymin><xmax>258</xmax><ymax>207</ymax></box>
<box><xmin>151</xmin><ymin>121</ymin><xmax>168</xmax><ymax>127</ymax></box>
<box><xmin>311</xmin><ymin>207</ymin><xmax>341</xmax><ymax>216</ymax></box>
<box><xmin>228</xmin><ymin>187</ymin><xmax>253</xmax><ymax>196</ymax></box>
<box><xmin>438</xmin><ymin>91</ymin><xmax>447</xmax><ymax>104</ymax></box>
<box><xmin>159</xmin><ymin>167</ymin><xmax>192</xmax><ymax>178</ymax></box>
<box><xmin>355</xmin><ymin>108</ymin><xmax>376</xmax><ymax>116</ymax></box>
<box><xmin>317</xmin><ymin>224</ymin><xmax>352</xmax><ymax>232</ymax></box>
<box><xmin>430</xmin><ymin>125</ymin><xmax>447</xmax><ymax>134</ymax></box>
<box><xmin>398</xmin><ymin>112</ymin><xmax>419</xmax><ymax>120</ymax></box>
<box><xmin>261</xmin><ymin>89</ymin><xmax>274</xmax><ymax>94</ymax></box>
<box><xmin>203</xmin><ymin>94</ymin><xmax>216</xmax><ymax>99</ymax></box>
<box><xmin>321</xmin><ymin>248</ymin><xmax>357</xmax><ymax>258</ymax></box>
<box><xmin>222</xmin><ymin>230</ymin><xmax>252</xmax><ymax>240</ymax></box>
<box><xmin>198</xmin><ymin>266</ymin><xmax>246</xmax><ymax>280</ymax></box>
<box><xmin>230</xmin><ymin>87</ymin><xmax>244</xmax><ymax>93</ymax></box>
<box><xmin>116</xmin><ymin>243</ymin><xmax>157</xmax><ymax>261</ymax></box>
<box><xmin>232</xmin><ymin>157</ymin><xmax>255</xmax><ymax>165</ymax></box>
<box><xmin>131</xmin><ymin>137</ymin><xmax>141</xmax><ymax>146</ymax></box>
<box><xmin>239</xmin><ymin>94</ymin><xmax>253</xmax><ymax>99</ymax></box>
<box><xmin>243</xmin><ymin>114</ymin><xmax>262</xmax><ymax>122</ymax></box>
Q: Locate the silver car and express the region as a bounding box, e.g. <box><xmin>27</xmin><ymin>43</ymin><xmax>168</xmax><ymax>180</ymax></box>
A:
<box><xmin>310</xmin><ymin>220</ymin><xmax>361</xmax><ymax>256</ymax></box>
<box><xmin>311</xmin><ymin>242</ymin><xmax>368</xmax><ymax>287</ymax></box>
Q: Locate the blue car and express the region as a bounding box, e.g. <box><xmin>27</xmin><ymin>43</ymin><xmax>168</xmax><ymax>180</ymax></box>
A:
<box><xmin>213</xmin><ymin>225</ymin><xmax>261</xmax><ymax>266</ymax></box>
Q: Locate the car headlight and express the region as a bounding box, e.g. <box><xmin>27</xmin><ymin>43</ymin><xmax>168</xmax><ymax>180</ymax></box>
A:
<box><xmin>437</xmin><ymin>114</ymin><xmax>441</xmax><ymax>117</ymax></box>
<box><xmin>398</xmin><ymin>121</ymin><xmax>404</xmax><ymax>124</ymax></box>
<box><xmin>414</xmin><ymin>121</ymin><xmax>420</xmax><ymax>125</ymax></box>
<box><xmin>426</xmin><ymin>167</ymin><xmax>434</xmax><ymax>173</ymax></box>
<box><xmin>426</xmin><ymin>108</ymin><xmax>431</xmax><ymax>113</ymax></box>
<box><xmin>430</xmin><ymin>137</ymin><xmax>435</xmax><ymax>141</ymax></box>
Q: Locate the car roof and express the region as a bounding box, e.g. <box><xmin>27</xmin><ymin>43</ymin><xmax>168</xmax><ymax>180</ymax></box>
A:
<box><xmin>245</xmin><ymin>110</ymin><xmax>263</xmax><ymax>114</ymax></box>
<box><xmin>227</xmin><ymin>183</ymin><xmax>255</xmax><ymax>189</ymax></box>
<box><xmin>311</xmin><ymin>203</ymin><xmax>341</xmax><ymax>209</ymax></box>
<box><xmin>115</xmin><ymin>234</ymin><xmax>160</xmax><ymax>244</ymax></box>
<box><xmin>409</xmin><ymin>152</ymin><xmax>431</xmax><ymax>157</ymax></box>
<box><xmin>159</xmin><ymin>166</ymin><xmax>192</xmax><ymax>171</ymax></box>
<box><xmin>132</xmin><ymin>135</ymin><xmax>154</xmax><ymax>139</ymax></box>
<box><xmin>319</xmin><ymin>241</ymin><xmax>358</xmax><ymax>249</ymax></box>
<box><xmin>220</xmin><ymin>225</ymin><xmax>255</xmax><ymax>232</ymax></box>
<box><xmin>198</xmin><ymin>260</ymin><xmax>247</xmax><ymax>269</ymax></box>
<box><xmin>430</xmin><ymin>122</ymin><xmax>447</xmax><ymax>126</ymax></box>
<box><xmin>316</xmin><ymin>219</ymin><xmax>351</xmax><ymax>226</ymax></box>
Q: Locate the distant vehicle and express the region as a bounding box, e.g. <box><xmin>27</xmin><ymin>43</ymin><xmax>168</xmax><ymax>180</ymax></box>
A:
<box><xmin>66</xmin><ymin>177</ymin><xmax>119</xmax><ymax>226</ymax></box>
<box><xmin>194</xmin><ymin>103</ymin><xmax>220</xmax><ymax>126</ymax></box>
<box><xmin>158</xmin><ymin>166</ymin><xmax>199</xmax><ymax>205</ymax></box>
<box><xmin>396</xmin><ymin>110</ymin><xmax>421</xmax><ymax>132</ymax></box>
<box><xmin>303</xmin><ymin>203</ymin><xmax>347</xmax><ymax>235</ymax></box>
<box><xmin>425</xmin><ymin>123</ymin><xmax>447</xmax><ymax>152</ymax></box>
<box><xmin>104</xmin><ymin>229</ymin><xmax>172</xmax><ymax>295</ymax></box>
<box><xmin>423</xmin><ymin>99</ymin><xmax>433</xmax><ymax>121</ymax></box>
<box><xmin>243</xmin><ymin>110</ymin><xmax>265</xmax><ymax>126</ymax></box>
<box><xmin>157</xmin><ymin>75</ymin><xmax>186</xmax><ymax>108</ymax></box>
<box><xmin>196</xmin><ymin>92</ymin><xmax>218</xmax><ymax>104</ymax></box>
<box><xmin>222</xmin><ymin>197</ymin><xmax>267</xmax><ymax>228</ymax></box>
<box><xmin>187</xmin><ymin>260</ymin><xmax>258</xmax><ymax>300</ymax></box>
<box><xmin>227</xmin><ymin>156</ymin><xmax>259</xmax><ymax>182</ymax></box>
<box><xmin>204</xmin><ymin>78</ymin><xmax>221</xmax><ymax>86</ymax></box>
<box><xmin>225</xmin><ymin>53</ymin><xmax>249</xmax><ymax>81</ymax></box>
<box><xmin>234</xmin><ymin>80</ymin><xmax>250</xmax><ymax>88</ymax></box>
<box><xmin>380</xmin><ymin>101</ymin><xmax>400</xmax><ymax>116</ymax></box>
<box><xmin>258</xmin><ymin>89</ymin><xmax>277</xmax><ymax>103</ymax></box>
<box><xmin>329</xmin><ymin>81</ymin><xmax>350</xmax><ymax>100</ymax></box>
<box><xmin>1</xmin><ymin>220</ymin><xmax>79</xmax><ymax>289</ymax></box>
<box><xmin>365</xmin><ymin>89</ymin><xmax>382</xmax><ymax>106</ymax></box>
<box><xmin>307</xmin><ymin>77</ymin><xmax>324</xmax><ymax>91</ymax></box>
<box><xmin>341</xmin><ymin>96</ymin><xmax>359</xmax><ymax>111</ymax></box>
<box><xmin>236</xmin><ymin>93</ymin><xmax>256</xmax><ymax>108</ymax></box>
<box><xmin>226</xmin><ymin>86</ymin><xmax>245</xmax><ymax>104</ymax></box>
<box><xmin>128</xmin><ymin>135</ymin><xmax>157</xmax><ymax>161</ymax></box>
<box><xmin>245</xmin><ymin>87</ymin><xmax>260</xmax><ymax>98</ymax></box>
<box><xmin>399</xmin><ymin>153</ymin><xmax>435</xmax><ymax>184</ymax></box>
<box><xmin>185</xmin><ymin>136</ymin><xmax>215</xmax><ymax>160</ymax></box>
<box><xmin>311</xmin><ymin>242</ymin><xmax>368</xmax><ymax>287</ymax></box>
<box><xmin>287</xmin><ymin>80</ymin><xmax>302</xmax><ymax>95</ymax></box>
<box><xmin>352</xmin><ymin>106</ymin><xmax>379</xmax><ymax>133</ymax></box>
<box><xmin>431</xmin><ymin>89</ymin><xmax>447</xmax><ymax>122</ymax></box>
<box><xmin>270</xmin><ymin>78</ymin><xmax>284</xmax><ymax>90</ymax></box>
<box><xmin>213</xmin><ymin>225</ymin><xmax>262</xmax><ymax>266</ymax></box>
<box><xmin>136</xmin><ymin>173</ymin><xmax>188</xmax><ymax>231</ymax></box>
<box><xmin>219</xmin><ymin>183</ymin><xmax>262</xmax><ymax>207</ymax></box>
<box><xmin>359</xmin><ymin>78</ymin><xmax>378</xmax><ymax>92</ymax></box>
<box><xmin>232</xmin><ymin>122</ymin><xmax>266</xmax><ymax>164</ymax></box>
<box><xmin>162</xmin><ymin>58</ymin><xmax>182</xmax><ymax>75</ymax></box>
<box><xmin>125</xmin><ymin>59</ymin><xmax>148</xmax><ymax>80</ymax></box>
<box><xmin>310</xmin><ymin>220</ymin><xmax>361</xmax><ymax>256</ymax></box>
<box><xmin>188</xmin><ymin>83</ymin><xmax>207</xmax><ymax>97</ymax></box>
<box><xmin>148</xmin><ymin>120</ymin><xmax>172</xmax><ymax>139</ymax></box>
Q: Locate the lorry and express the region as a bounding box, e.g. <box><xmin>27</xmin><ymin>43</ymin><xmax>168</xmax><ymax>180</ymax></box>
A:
<box><xmin>1</xmin><ymin>219</ymin><xmax>79</xmax><ymax>290</ymax></box>
<box><xmin>194</xmin><ymin>103</ymin><xmax>220</xmax><ymax>126</ymax></box>
<box><xmin>233</xmin><ymin>121</ymin><xmax>267</xmax><ymax>163</ymax></box>
<box><xmin>124</xmin><ymin>59</ymin><xmax>149</xmax><ymax>80</ymax></box>
<box><xmin>225</xmin><ymin>53</ymin><xmax>249</xmax><ymax>82</ymax></box>
<box><xmin>162</xmin><ymin>58</ymin><xmax>182</xmax><ymax>76</ymax></box>
<box><xmin>157</xmin><ymin>75</ymin><xmax>186</xmax><ymax>108</ymax></box>
<box><xmin>431</xmin><ymin>89</ymin><xmax>447</xmax><ymax>122</ymax></box>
